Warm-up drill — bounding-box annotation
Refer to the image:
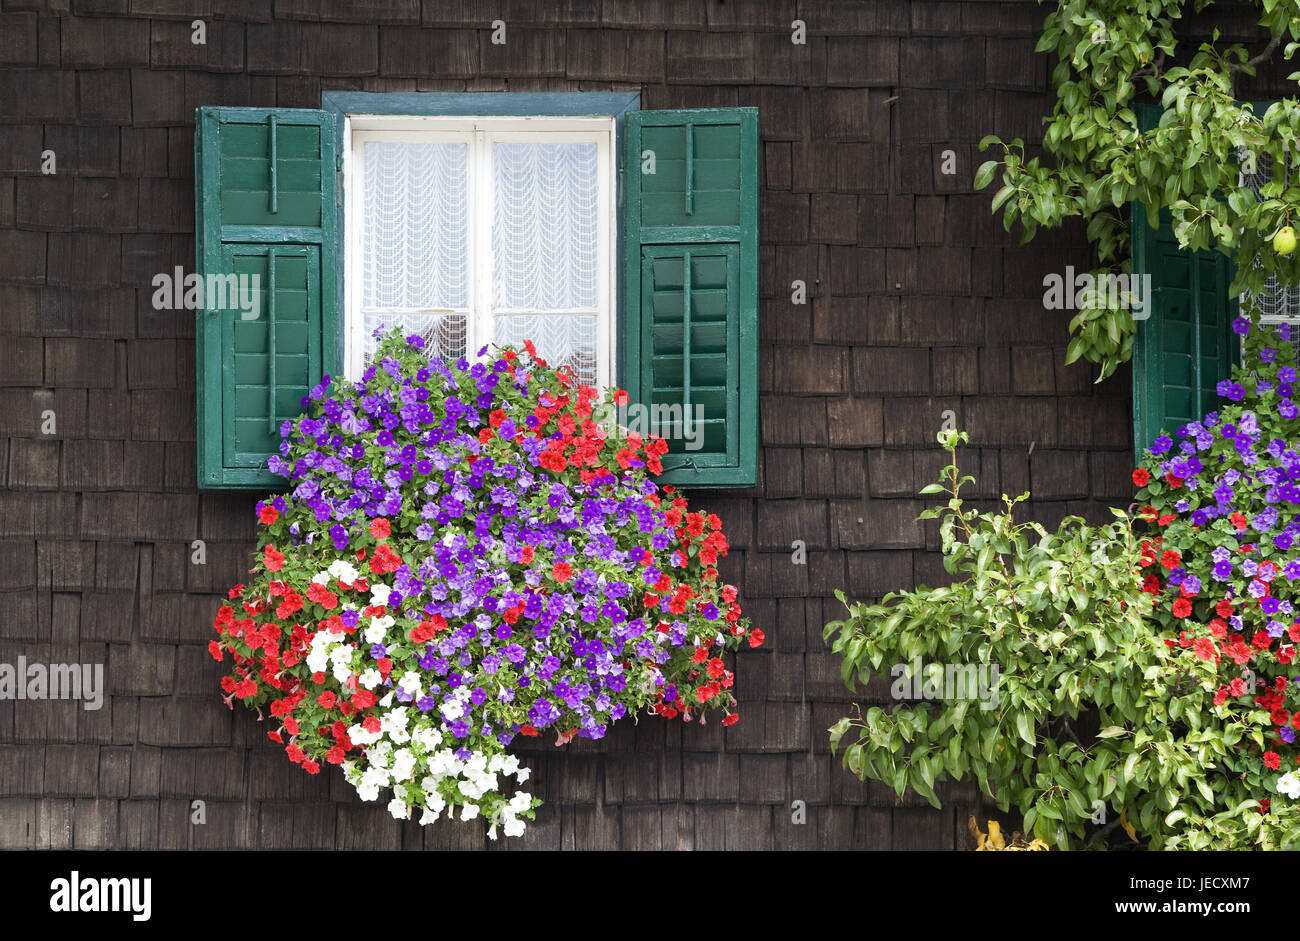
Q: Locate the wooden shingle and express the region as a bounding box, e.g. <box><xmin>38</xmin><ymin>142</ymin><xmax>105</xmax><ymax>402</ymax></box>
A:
<box><xmin>666</xmin><ymin>29</ymin><xmax>753</xmax><ymax>84</ymax></box>
<box><xmin>825</xmin><ymin>37</ymin><xmax>898</xmax><ymax>86</ymax></box>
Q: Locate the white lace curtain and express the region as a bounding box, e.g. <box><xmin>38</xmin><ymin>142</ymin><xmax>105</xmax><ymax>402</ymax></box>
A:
<box><xmin>362</xmin><ymin>140</ymin><xmax>469</xmax><ymax>364</ymax></box>
<box><xmin>491</xmin><ymin>142</ymin><xmax>599</xmax><ymax>311</ymax></box>
<box><xmin>359</xmin><ymin>137</ymin><xmax>601</xmax><ymax>386</ymax></box>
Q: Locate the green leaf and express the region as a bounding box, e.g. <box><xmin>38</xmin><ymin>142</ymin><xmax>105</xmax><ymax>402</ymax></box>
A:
<box><xmin>1015</xmin><ymin>712</ymin><xmax>1036</xmax><ymax>747</ymax></box>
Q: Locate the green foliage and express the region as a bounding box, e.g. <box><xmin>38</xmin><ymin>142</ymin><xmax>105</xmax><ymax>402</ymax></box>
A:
<box><xmin>823</xmin><ymin>430</ymin><xmax>1288</xmax><ymax>850</ymax></box>
<box><xmin>975</xmin><ymin>0</ymin><xmax>1300</xmax><ymax>381</ymax></box>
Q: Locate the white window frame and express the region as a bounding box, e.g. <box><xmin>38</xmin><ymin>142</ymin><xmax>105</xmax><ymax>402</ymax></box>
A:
<box><xmin>342</xmin><ymin>114</ymin><xmax>617</xmax><ymax>388</ymax></box>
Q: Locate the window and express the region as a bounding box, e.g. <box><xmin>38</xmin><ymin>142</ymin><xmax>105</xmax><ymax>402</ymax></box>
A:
<box><xmin>194</xmin><ymin>95</ymin><xmax>758</xmax><ymax>491</ymax></box>
<box><xmin>345</xmin><ymin>118</ymin><xmax>615</xmax><ymax>388</ymax></box>
<box><xmin>1238</xmin><ymin>150</ymin><xmax>1300</xmax><ymax>363</ymax></box>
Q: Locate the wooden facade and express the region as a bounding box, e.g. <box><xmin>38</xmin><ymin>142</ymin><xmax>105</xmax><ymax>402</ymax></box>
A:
<box><xmin>0</xmin><ymin>0</ymin><xmax>1293</xmax><ymax>850</ymax></box>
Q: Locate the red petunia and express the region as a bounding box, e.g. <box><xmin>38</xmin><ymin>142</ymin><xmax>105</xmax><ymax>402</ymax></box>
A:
<box><xmin>1192</xmin><ymin>637</ymin><xmax>1217</xmax><ymax>661</ymax></box>
<box><xmin>369</xmin><ymin>544</ymin><xmax>402</xmax><ymax>575</ymax></box>
<box><xmin>264</xmin><ymin>545</ymin><xmax>285</xmax><ymax>572</ymax></box>
<box><xmin>1171</xmin><ymin>598</ymin><xmax>1192</xmax><ymax>618</ymax></box>
<box><xmin>748</xmin><ymin>629</ymin><xmax>765</xmax><ymax>649</ymax></box>
<box><xmin>1264</xmin><ymin>751</ymin><xmax>1282</xmax><ymax>770</ymax></box>
<box><xmin>258</xmin><ymin>504</ymin><xmax>278</xmax><ymax>525</ymax></box>
<box><xmin>1159</xmin><ymin>549</ymin><xmax>1182</xmax><ymax>570</ymax></box>
<box><xmin>369</xmin><ymin>517</ymin><xmax>391</xmax><ymax>540</ymax></box>
<box><xmin>1131</xmin><ymin>468</ymin><xmax>1151</xmax><ymax>487</ymax></box>
<box><xmin>722</xmin><ymin>713</ymin><xmax>739</xmax><ymax>727</ymax></box>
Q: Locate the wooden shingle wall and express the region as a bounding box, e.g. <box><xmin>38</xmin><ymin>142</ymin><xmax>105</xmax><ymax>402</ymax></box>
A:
<box><xmin>0</xmin><ymin>0</ymin><xmax>1288</xmax><ymax>850</ymax></box>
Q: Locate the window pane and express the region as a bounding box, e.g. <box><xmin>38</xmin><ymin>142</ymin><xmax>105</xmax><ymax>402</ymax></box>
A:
<box><xmin>492</xmin><ymin>142</ymin><xmax>599</xmax><ymax>310</ymax></box>
<box><xmin>364</xmin><ymin>311</ymin><xmax>467</xmax><ymax>367</ymax></box>
<box><xmin>363</xmin><ymin>140</ymin><xmax>468</xmax><ymax>309</ymax></box>
<box><xmin>495</xmin><ymin>314</ymin><xmax>597</xmax><ymax>387</ymax></box>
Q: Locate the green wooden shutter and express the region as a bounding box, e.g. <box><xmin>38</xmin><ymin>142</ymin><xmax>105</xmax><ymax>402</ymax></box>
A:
<box><xmin>195</xmin><ymin>107</ymin><xmax>339</xmax><ymax>489</ymax></box>
<box><xmin>623</xmin><ymin>108</ymin><xmax>758</xmax><ymax>489</ymax></box>
<box><xmin>1130</xmin><ymin>200</ymin><xmax>1238</xmax><ymax>455</ymax></box>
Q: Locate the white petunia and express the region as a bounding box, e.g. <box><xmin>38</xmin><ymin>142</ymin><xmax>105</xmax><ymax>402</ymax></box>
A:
<box><xmin>1278</xmin><ymin>772</ymin><xmax>1300</xmax><ymax>799</ymax></box>
<box><xmin>399</xmin><ymin>671</ymin><xmax>423</xmax><ymax>696</ymax></box>
<box><xmin>392</xmin><ymin>748</ymin><xmax>416</xmax><ymax>781</ymax></box>
<box><xmin>328</xmin><ymin>559</ymin><xmax>360</xmax><ymax>583</ymax></box>
<box><xmin>358</xmin><ymin>668</ymin><xmax>382</xmax><ymax>689</ymax></box>
<box><xmin>311</xmin><ymin>571</ymin><xmax>330</xmax><ymax>585</ymax></box>
<box><xmin>419</xmin><ymin>806</ymin><xmax>440</xmax><ymax>825</ymax></box>
<box><xmin>503</xmin><ymin>816</ymin><xmax>526</xmax><ymax>838</ymax></box>
<box><xmin>387</xmin><ymin>797</ymin><xmax>409</xmax><ymax>820</ymax></box>
<box><xmin>440</xmin><ymin>699</ymin><xmax>464</xmax><ymax>721</ymax></box>
<box><xmin>370</xmin><ymin>583</ymin><xmax>392</xmax><ymax>606</ymax></box>
<box><xmin>460</xmin><ymin>803</ymin><xmax>479</xmax><ymax>821</ymax></box>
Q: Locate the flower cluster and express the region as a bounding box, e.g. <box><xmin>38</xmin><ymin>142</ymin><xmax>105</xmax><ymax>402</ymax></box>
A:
<box><xmin>1135</xmin><ymin>311</ymin><xmax>1300</xmax><ymax>822</ymax></box>
<box><xmin>210</xmin><ymin>331</ymin><xmax>757</xmax><ymax>836</ymax></box>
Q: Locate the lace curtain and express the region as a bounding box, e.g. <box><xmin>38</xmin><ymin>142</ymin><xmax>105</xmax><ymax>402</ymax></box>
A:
<box><xmin>359</xmin><ymin>137</ymin><xmax>601</xmax><ymax>385</ymax></box>
<box><xmin>491</xmin><ymin>141</ymin><xmax>598</xmax><ymax>310</ymax></box>
<box><xmin>492</xmin><ymin>142</ymin><xmax>600</xmax><ymax>386</ymax></box>
<box><xmin>362</xmin><ymin>140</ymin><xmax>469</xmax><ymax>364</ymax></box>
<box><xmin>495</xmin><ymin>314</ymin><xmax>598</xmax><ymax>386</ymax></box>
